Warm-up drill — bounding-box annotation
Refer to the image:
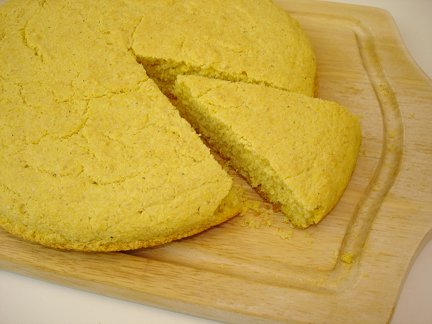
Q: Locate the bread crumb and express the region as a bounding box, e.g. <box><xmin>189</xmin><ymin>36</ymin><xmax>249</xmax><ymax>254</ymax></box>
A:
<box><xmin>239</xmin><ymin>199</ymin><xmax>274</xmax><ymax>229</ymax></box>
<box><xmin>277</xmin><ymin>227</ymin><xmax>293</xmax><ymax>240</ymax></box>
<box><xmin>341</xmin><ymin>253</ymin><xmax>354</xmax><ymax>264</ymax></box>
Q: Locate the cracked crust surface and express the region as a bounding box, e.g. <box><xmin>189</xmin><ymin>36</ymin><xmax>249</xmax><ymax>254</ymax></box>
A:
<box><xmin>0</xmin><ymin>0</ymin><xmax>238</xmax><ymax>251</ymax></box>
<box><xmin>130</xmin><ymin>0</ymin><xmax>316</xmax><ymax>96</ymax></box>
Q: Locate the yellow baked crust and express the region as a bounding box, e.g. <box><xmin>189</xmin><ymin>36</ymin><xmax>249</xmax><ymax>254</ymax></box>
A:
<box><xmin>131</xmin><ymin>0</ymin><xmax>316</xmax><ymax>96</ymax></box>
<box><xmin>0</xmin><ymin>0</ymin><xmax>239</xmax><ymax>251</ymax></box>
<box><xmin>174</xmin><ymin>75</ymin><xmax>361</xmax><ymax>228</ymax></box>
<box><xmin>0</xmin><ymin>185</ymin><xmax>242</xmax><ymax>252</ymax></box>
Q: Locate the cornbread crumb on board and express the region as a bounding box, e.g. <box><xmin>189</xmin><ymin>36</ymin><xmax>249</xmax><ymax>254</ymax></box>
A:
<box><xmin>174</xmin><ymin>75</ymin><xmax>361</xmax><ymax>228</ymax></box>
<box><xmin>341</xmin><ymin>252</ymin><xmax>354</xmax><ymax>264</ymax></box>
<box><xmin>239</xmin><ymin>200</ymin><xmax>273</xmax><ymax>229</ymax></box>
<box><xmin>238</xmin><ymin>197</ymin><xmax>296</xmax><ymax>241</ymax></box>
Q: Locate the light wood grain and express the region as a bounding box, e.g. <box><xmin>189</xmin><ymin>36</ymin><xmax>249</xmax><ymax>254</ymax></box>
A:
<box><xmin>1</xmin><ymin>1</ymin><xmax>431</xmax><ymax>323</ymax></box>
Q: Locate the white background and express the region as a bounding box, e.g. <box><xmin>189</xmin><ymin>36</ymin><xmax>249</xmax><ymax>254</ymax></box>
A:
<box><xmin>1</xmin><ymin>0</ymin><xmax>431</xmax><ymax>323</ymax></box>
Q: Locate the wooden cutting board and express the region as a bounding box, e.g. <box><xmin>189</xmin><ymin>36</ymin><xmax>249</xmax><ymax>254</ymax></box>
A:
<box><xmin>1</xmin><ymin>1</ymin><xmax>431</xmax><ymax>323</ymax></box>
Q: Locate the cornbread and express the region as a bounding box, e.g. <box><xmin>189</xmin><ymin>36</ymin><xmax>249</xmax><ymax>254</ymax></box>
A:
<box><xmin>0</xmin><ymin>0</ymin><xmax>240</xmax><ymax>251</ymax></box>
<box><xmin>174</xmin><ymin>76</ymin><xmax>361</xmax><ymax>228</ymax></box>
<box><xmin>0</xmin><ymin>0</ymin><xmax>352</xmax><ymax>249</ymax></box>
<box><xmin>131</xmin><ymin>0</ymin><xmax>316</xmax><ymax>96</ymax></box>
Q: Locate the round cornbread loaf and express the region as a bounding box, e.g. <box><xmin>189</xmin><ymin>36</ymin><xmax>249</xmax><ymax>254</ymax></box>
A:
<box><xmin>0</xmin><ymin>0</ymin><xmax>241</xmax><ymax>251</ymax></box>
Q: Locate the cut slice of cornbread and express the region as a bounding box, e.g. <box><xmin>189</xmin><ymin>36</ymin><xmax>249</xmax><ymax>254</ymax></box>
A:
<box><xmin>0</xmin><ymin>0</ymin><xmax>240</xmax><ymax>251</ymax></box>
<box><xmin>174</xmin><ymin>75</ymin><xmax>361</xmax><ymax>228</ymax></box>
<box><xmin>131</xmin><ymin>0</ymin><xmax>316</xmax><ymax>96</ymax></box>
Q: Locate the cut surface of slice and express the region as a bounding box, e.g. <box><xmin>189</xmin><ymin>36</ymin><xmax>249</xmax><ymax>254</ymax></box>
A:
<box><xmin>174</xmin><ymin>75</ymin><xmax>361</xmax><ymax>228</ymax></box>
<box><xmin>131</xmin><ymin>0</ymin><xmax>316</xmax><ymax>96</ymax></box>
<box><xmin>0</xmin><ymin>0</ymin><xmax>239</xmax><ymax>251</ymax></box>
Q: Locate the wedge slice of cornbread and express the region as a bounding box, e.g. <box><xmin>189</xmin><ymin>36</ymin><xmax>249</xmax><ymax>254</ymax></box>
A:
<box><xmin>0</xmin><ymin>0</ymin><xmax>240</xmax><ymax>251</ymax></box>
<box><xmin>174</xmin><ymin>75</ymin><xmax>361</xmax><ymax>228</ymax></box>
<box><xmin>130</xmin><ymin>0</ymin><xmax>316</xmax><ymax>97</ymax></box>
